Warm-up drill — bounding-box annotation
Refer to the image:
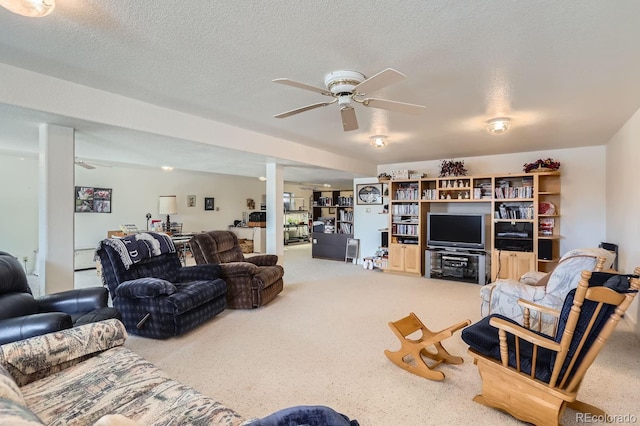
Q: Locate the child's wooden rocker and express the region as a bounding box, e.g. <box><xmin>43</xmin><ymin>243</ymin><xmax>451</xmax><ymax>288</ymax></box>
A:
<box><xmin>384</xmin><ymin>312</ymin><xmax>471</xmax><ymax>381</ymax></box>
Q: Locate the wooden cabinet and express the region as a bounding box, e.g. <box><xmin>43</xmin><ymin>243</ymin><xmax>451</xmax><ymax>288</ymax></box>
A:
<box><xmin>383</xmin><ymin>171</ymin><xmax>560</xmax><ymax>279</ymax></box>
<box><xmin>388</xmin><ymin>243</ymin><xmax>421</xmax><ymax>274</ymax></box>
<box><xmin>491</xmin><ymin>250</ymin><xmax>536</xmax><ymax>280</ymax></box>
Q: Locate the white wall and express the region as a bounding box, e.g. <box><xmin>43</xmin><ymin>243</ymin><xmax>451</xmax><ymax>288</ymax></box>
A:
<box><xmin>0</xmin><ymin>153</ymin><xmax>275</xmax><ymax>273</ymax></box>
<box><xmin>74</xmin><ymin>166</ymin><xmax>269</xmax><ymax>249</ymax></box>
<box><xmin>606</xmin><ymin>107</ymin><xmax>640</xmax><ymax>333</ymax></box>
<box><xmin>376</xmin><ymin>145</ymin><xmax>607</xmax><ymax>255</ymax></box>
<box><xmin>0</xmin><ymin>154</ymin><xmax>39</xmax><ymax>270</ymax></box>
<box><xmin>353</xmin><ymin>178</ymin><xmax>389</xmax><ymax>262</ymax></box>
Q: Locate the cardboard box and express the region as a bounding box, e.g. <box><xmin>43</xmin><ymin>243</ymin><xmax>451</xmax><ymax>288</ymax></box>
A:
<box><xmin>238</xmin><ymin>239</ymin><xmax>254</xmax><ymax>254</ymax></box>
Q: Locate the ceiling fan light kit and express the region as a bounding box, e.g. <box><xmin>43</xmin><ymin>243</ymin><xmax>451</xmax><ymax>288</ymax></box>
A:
<box><xmin>273</xmin><ymin>68</ymin><xmax>426</xmax><ymax>132</ymax></box>
<box><xmin>0</xmin><ymin>0</ymin><xmax>55</xmax><ymax>17</ymax></box>
<box><xmin>486</xmin><ymin>117</ymin><xmax>511</xmax><ymax>135</ymax></box>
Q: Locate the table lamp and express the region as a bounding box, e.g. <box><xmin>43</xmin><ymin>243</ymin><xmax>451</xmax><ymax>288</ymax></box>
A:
<box><xmin>158</xmin><ymin>195</ymin><xmax>178</xmax><ymax>233</ymax></box>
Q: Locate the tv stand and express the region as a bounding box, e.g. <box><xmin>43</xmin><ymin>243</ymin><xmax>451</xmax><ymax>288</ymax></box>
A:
<box><xmin>425</xmin><ymin>249</ymin><xmax>488</xmax><ymax>285</ymax></box>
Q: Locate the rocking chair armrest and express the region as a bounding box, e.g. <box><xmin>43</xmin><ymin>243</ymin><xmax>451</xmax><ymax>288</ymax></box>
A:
<box><xmin>517</xmin><ymin>298</ymin><xmax>561</xmax><ymax>319</ymax></box>
<box><xmin>489</xmin><ymin>316</ymin><xmax>561</xmax><ymax>352</ymax></box>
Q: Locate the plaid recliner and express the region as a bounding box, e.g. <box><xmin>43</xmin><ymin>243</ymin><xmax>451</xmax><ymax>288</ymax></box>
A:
<box><xmin>96</xmin><ymin>239</ymin><xmax>227</xmax><ymax>339</ymax></box>
<box><xmin>189</xmin><ymin>231</ymin><xmax>284</xmax><ymax>309</ymax></box>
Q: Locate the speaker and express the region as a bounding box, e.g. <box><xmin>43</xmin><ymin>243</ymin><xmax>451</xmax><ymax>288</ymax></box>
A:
<box><xmin>538</xmin><ymin>239</ymin><xmax>553</xmax><ymax>260</ymax></box>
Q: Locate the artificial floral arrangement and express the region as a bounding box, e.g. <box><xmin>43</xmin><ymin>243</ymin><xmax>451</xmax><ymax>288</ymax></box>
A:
<box><xmin>523</xmin><ymin>158</ymin><xmax>561</xmax><ymax>173</ymax></box>
<box><xmin>439</xmin><ymin>159</ymin><xmax>468</xmax><ymax>177</ymax></box>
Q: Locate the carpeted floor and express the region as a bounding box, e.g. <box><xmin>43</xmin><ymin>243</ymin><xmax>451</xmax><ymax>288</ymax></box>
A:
<box><xmin>113</xmin><ymin>244</ymin><xmax>638</xmax><ymax>426</ymax></box>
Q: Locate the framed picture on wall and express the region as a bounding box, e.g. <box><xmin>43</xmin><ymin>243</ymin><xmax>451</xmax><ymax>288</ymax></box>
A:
<box><xmin>187</xmin><ymin>195</ymin><xmax>196</xmax><ymax>207</ymax></box>
<box><xmin>204</xmin><ymin>197</ymin><xmax>215</xmax><ymax>211</ymax></box>
<box><xmin>356</xmin><ymin>184</ymin><xmax>383</xmax><ymax>205</ymax></box>
<box><xmin>75</xmin><ymin>186</ymin><xmax>112</xmax><ymax>213</ymax></box>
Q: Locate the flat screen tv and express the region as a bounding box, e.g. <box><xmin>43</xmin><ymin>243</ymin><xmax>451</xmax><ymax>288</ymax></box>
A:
<box><xmin>427</xmin><ymin>213</ymin><xmax>486</xmax><ymax>250</ymax></box>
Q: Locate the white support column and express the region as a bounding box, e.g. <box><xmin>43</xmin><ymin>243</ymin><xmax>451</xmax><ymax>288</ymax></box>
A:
<box><xmin>265</xmin><ymin>163</ymin><xmax>284</xmax><ymax>259</ymax></box>
<box><xmin>38</xmin><ymin>124</ymin><xmax>75</xmax><ymax>295</ymax></box>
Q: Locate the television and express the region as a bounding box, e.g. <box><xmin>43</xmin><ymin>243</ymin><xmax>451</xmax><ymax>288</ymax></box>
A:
<box><xmin>427</xmin><ymin>213</ymin><xmax>486</xmax><ymax>250</ymax></box>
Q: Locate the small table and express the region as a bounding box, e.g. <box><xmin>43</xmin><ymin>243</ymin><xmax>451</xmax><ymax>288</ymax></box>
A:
<box><xmin>171</xmin><ymin>234</ymin><xmax>194</xmax><ymax>265</ymax></box>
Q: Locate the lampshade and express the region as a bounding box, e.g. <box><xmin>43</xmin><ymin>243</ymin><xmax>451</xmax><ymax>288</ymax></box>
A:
<box><xmin>0</xmin><ymin>0</ymin><xmax>55</xmax><ymax>17</ymax></box>
<box><xmin>486</xmin><ymin>117</ymin><xmax>511</xmax><ymax>135</ymax></box>
<box><xmin>158</xmin><ymin>195</ymin><xmax>178</xmax><ymax>215</ymax></box>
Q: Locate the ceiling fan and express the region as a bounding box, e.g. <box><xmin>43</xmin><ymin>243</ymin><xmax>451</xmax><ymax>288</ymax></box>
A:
<box><xmin>75</xmin><ymin>158</ymin><xmax>111</xmax><ymax>170</ymax></box>
<box><xmin>273</xmin><ymin>68</ymin><xmax>425</xmax><ymax>131</ymax></box>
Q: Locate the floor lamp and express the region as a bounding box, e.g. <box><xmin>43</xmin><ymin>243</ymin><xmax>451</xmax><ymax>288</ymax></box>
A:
<box><xmin>158</xmin><ymin>195</ymin><xmax>177</xmax><ymax>234</ymax></box>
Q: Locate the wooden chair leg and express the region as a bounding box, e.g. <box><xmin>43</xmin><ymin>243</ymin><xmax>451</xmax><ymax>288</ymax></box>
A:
<box><xmin>421</xmin><ymin>342</ymin><xmax>465</xmax><ymax>365</ymax></box>
<box><xmin>566</xmin><ymin>400</ymin><xmax>606</xmax><ymax>418</ymax></box>
<box><xmin>384</xmin><ymin>348</ymin><xmax>446</xmax><ymax>381</ymax></box>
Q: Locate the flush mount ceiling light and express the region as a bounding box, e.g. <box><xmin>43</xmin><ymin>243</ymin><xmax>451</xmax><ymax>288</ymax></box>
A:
<box><xmin>0</xmin><ymin>0</ymin><xmax>55</xmax><ymax>17</ymax></box>
<box><xmin>370</xmin><ymin>135</ymin><xmax>388</xmax><ymax>149</ymax></box>
<box><xmin>161</xmin><ymin>166</ymin><xmax>174</xmax><ymax>172</ymax></box>
<box><xmin>486</xmin><ymin>117</ymin><xmax>511</xmax><ymax>135</ymax></box>
<box><xmin>258</xmin><ymin>176</ymin><xmax>267</xmax><ymax>182</ymax></box>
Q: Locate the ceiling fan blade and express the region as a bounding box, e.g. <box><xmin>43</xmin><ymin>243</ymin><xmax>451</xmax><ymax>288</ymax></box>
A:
<box><xmin>340</xmin><ymin>106</ymin><xmax>358</xmax><ymax>131</ymax></box>
<box><xmin>274</xmin><ymin>100</ymin><xmax>337</xmax><ymax>119</ymax></box>
<box><xmin>75</xmin><ymin>161</ymin><xmax>96</xmax><ymax>170</ymax></box>
<box><xmin>353</xmin><ymin>68</ymin><xmax>406</xmax><ymax>96</ymax></box>
<box><xmin>362</xmin><ymin>98</ymin><xmax>426</xmax><ymax>115</ymax></box>
<box><xmin>273</xmin><ymin>78</ymin><xmax>333</xmax><ymax>97</ymax></box>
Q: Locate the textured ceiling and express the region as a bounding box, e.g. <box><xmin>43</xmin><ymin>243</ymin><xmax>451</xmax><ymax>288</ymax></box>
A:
<box><xmin>1</xmin><ymin>1</ymin><xmax>640</xmax><ymax>186</ymax></box>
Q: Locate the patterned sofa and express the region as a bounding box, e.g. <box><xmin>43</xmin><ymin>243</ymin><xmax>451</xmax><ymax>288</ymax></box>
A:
<box><xmin>0</xmin><ymin>320</ymin><xmax>360</xmax><ymax>426</ymax></box>
<box><xmin>0</xmin><ymin>319</ymin><xmax>245</xmax><ymax>425</ymax></box>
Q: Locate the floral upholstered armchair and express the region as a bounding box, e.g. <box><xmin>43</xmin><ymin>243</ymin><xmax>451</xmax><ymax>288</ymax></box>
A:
<box><xmin>480</xmin><ymin>247</ymin><xmax>616</xmax><ymax>334</ymax></box>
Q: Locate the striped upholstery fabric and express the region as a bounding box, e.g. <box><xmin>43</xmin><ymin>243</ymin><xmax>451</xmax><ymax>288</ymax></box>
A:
<box><xmin>96</xmin><ymin>242</ymin><xmax>227</xmax><ymax>339</ymax></box>
<box><xmin>190</xmin><ymin>231</ymin><xmax>284</xmax><ymax>309</ymax></box>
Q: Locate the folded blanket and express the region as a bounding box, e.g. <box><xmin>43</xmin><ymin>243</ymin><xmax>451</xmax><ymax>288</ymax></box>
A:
<box><xmin>95</xmin><ymin>232</ymin><xmax>175</xmax><ymax>269</ymax></box>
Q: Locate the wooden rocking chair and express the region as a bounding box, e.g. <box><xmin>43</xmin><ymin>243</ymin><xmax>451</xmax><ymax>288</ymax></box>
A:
<box><xmin>384</xmin><ymin>312</ymin><xmax>471</xmax><ymax>381</ymax></box>
<box><xmin>462</xmin><ymin>268</ymin><xmax>640</xmax><ymax>426</ymax></box>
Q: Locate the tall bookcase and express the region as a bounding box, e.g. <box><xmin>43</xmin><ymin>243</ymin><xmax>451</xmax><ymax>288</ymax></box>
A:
<box><xmin>311</xmin><ymin>189</ymin><xmax>354</xmax><ymax>261</ymax></box>
<box><xmin>384</xmin><ymin>171</ymin><xmax>561</xmax><ymax>279</ymax></box>
<box><xmin>312</xmin><ymin>190</ymin><xmax>354</xmax><ymax>234</ymax></box>
<box><xmin>388</xmin><ymin>180</ymin><xmax>423</xmax><ymax>274</ymax></box>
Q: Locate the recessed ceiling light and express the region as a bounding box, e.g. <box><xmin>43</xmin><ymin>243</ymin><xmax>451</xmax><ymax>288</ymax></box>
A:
<box><xmin>486</xmin><ymin>117</ymin><xmax>511</xmax><ymax>135</ymax></box>
<box><xmin>370</xmin><ymin>135</ymin><xmax>388</xmax><ymax>149</ymax></box>
<box><xmin>161</xmin><ymin>166</ymin><xmax>174</xmax><ymax>172</ymax></box>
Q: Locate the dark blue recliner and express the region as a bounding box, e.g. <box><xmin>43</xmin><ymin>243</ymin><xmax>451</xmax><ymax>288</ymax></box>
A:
<box><xmin>96</xmin><ymin>233</ymin><xmax>227</xmax><ymax>339</ymax></box>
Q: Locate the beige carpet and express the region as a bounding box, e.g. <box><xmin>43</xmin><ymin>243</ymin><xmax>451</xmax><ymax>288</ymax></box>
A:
<box><xmin>124</xmin><ymin>244</ymin><xmax>640</xmax><ymax>426</ymax></box>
